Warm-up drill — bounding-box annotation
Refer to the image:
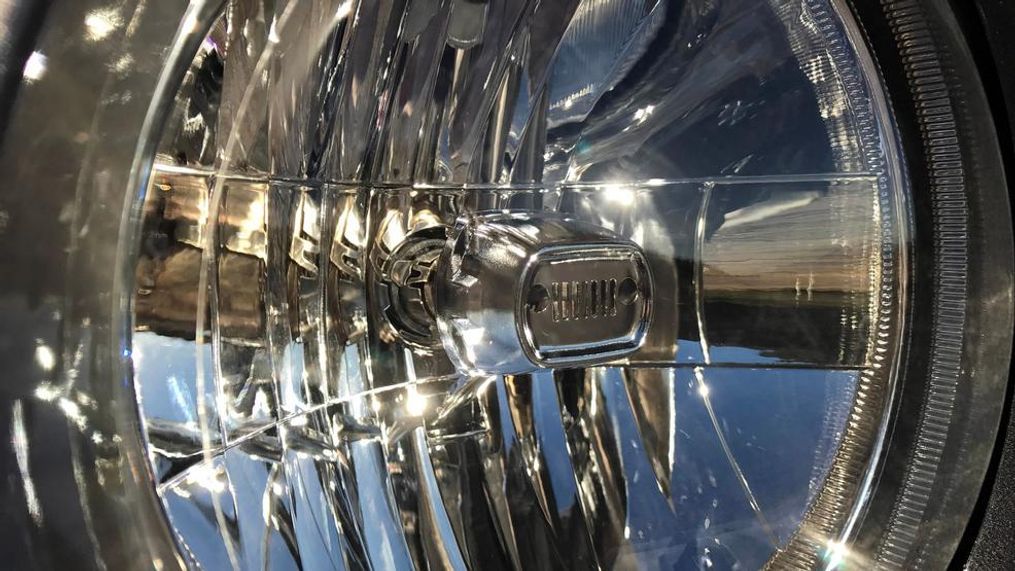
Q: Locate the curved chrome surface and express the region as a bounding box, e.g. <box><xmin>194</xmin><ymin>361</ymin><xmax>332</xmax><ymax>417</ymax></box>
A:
<box><xmin>433</xmin><ymin>211</ymin><xmax>654</xmax><ymax>374</ymax></box>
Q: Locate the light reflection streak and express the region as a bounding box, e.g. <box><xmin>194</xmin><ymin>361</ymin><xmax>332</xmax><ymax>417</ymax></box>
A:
<box><xmin>167</xmin><ymin>376</ymin><xmax>195</xmax><ymax>424</ymax></box>
<box><xmin>824</xmin><ymin>539</ymin><xmax>849</xmax><ymax>568</ymax></box>
<box><xmin>693</xmin><ymin>366</ymin><xmax>779</xmax><ymax>548</ymax></box>
<box><xmin>34</xmin><ymin>382</ymin><xmax>60</xmax><ymax>402</ymax></box>
<box><xmin>58</xmin><ymin>397</ymin><xmax>88</xmax><ymax>431</ymax></box>
<box><xmin>11</xmin><ymin>400</ymin><xmax>43</xmax><ymax>526</ymax></box>
<box><xmin>694</xmin><ymin>183</ymin><xmax>715</xmax><ymax>364</ymax></box>
<box><xmin>632</xmin><ymin>104</ymin><xmax>654</xmax><ymax>124</ymax></box>
<box><xmin>183</xmin><ymin>461</ymin><xmax>227</xmax><ymax>495</ymax></box>
<box><xmin>192</xmin><ymin>0</ymin><xmax>306</xmax><ymax>563</ymax></box>
<box><xmin>601</xmin><ymin>184</ymin><xmax>636</xmax><ymax>206</ymax></box>
<box><xmin>156</xmin><ymin>373</ymin><xmax>456</xmax><ymax>492</ymax></box>
<box><xmin>84</xmin><ymin>8</ymin><xmax>121</xmax><ymax>42</ymax></box>
<box><xmin>34</xmin><ymin>342</ymin><xmax>55</xmax><ymax>371</ymax></box>
<box><xmin>22</xmin><ymin>51</ymin><xmax>46</xmax><ymax>82</ymax></box>
<box><xmin>405</xmin><ymin>386</ymin><xmax>427</xmax><ymax>416</ymax></box>
<box><xmin>412</xmin><ymin>427</ymin><xmax>467</xmax><ymax>570</ymax></box>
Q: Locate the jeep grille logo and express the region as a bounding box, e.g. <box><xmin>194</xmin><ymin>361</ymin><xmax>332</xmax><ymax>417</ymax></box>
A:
<box><xmin>550</xmin><ymin>279</ymin><xmax>618</xmax><ymax>322</ymax></box>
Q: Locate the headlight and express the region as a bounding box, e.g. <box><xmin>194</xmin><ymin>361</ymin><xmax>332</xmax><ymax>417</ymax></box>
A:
<box><xmin>131</xmin><ymin>0</ymin><xmax>911</xmax><ymax>568</ymax></box>
<box><xmin>4</xmin><ymin>0</ymin><xmax>1011</xmax><ymax>569</ymax></box>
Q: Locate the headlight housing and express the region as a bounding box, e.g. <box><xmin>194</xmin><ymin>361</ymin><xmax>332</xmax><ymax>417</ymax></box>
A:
<box><xmin>2</xmin><ymin>0</ymin><xmax>1010</xmax><ymax>569</ymax></box>
<box><xmin>132</xmin><ymin>0</ymin><xmax>913</xmax><ymax>568</ymax></box>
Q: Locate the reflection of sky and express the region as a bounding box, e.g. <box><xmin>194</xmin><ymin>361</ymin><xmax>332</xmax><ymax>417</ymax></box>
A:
<box><xmin>547</xmin><ymin>0</ymin><xmax>664</xmax><ymax>125</ymax></box>
<box><xmin>134</xmin><ymin>331</ymin><xmax>215</xmax><ymax>429</ymax></box>
<box><xmin>706</xmin><ymin>345</ymin><xmax>781</xmax><ymax>365</ymax></box>
<box><xmin>535</xmin><ymin>360</ymin><xmax>856</xmax><ymax>569</ymax></box>
<box><xmin>702</xmin><ymin>367</ymin><xmax>856</xmax><ymax>546</ymax></box>
<box><xmin>487</xmin><ymin>361</ymin><xmax>860</xmax><ymax>571</ymax></box>
<box><xmin>141</xmin><ymin>325</ymin><xmax>859</xmax><ymax>569</ymax></box>
<box><xmin>675</xmin><ymin>343</ymin><xmax>782</xmax><ymax>365</ymax></box>
<box><xmin>532</xmin><ymin>372</ymin><xmax>583</xmax><ymax>516</ymax></box>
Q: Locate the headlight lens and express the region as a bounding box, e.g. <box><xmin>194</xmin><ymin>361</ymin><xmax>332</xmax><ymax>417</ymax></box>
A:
<box><xmin>132</xmin><ymin>0</ymin><xmax>908</xmax><ymax>568</ymax></box>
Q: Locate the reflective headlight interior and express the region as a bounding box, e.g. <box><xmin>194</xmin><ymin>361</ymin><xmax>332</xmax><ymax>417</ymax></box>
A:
<box><xmin>131</xmin><ymin>0</ymin><xmax>907</xmax><ymax>568</ymax></box>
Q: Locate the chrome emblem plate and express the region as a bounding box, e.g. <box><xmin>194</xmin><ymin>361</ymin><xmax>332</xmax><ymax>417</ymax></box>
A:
<box><xmin>522</xmin><ymin>245</ymin><xmax>652</xmax><ymax>366</ymax></box>
<box><xmin>432</xmin><ymin>212</ymin><xmax>654</xmax><ymax>374</ymax></box>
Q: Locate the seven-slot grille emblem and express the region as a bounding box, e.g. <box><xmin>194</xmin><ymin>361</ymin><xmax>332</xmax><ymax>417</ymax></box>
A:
<box><xmin>523</xmin><ymin>245</ymin><xmax>651</xmax><ymax>366</ymax></box>
<box><xmin>550</xmin><ymin>279</ymin><xmax>619</xmax><ymax>321</ymax></box>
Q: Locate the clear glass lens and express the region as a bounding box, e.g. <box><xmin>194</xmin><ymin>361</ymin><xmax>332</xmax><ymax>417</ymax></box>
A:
<box><xmin>132</xmin><ymin>0</ymin><xmax>907</xmax><ymax>568</ymax></box>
